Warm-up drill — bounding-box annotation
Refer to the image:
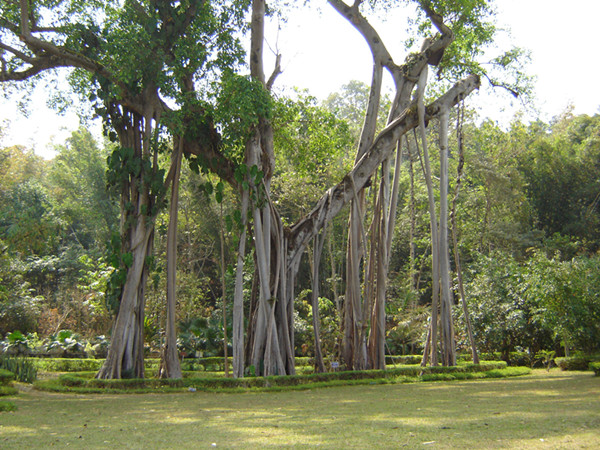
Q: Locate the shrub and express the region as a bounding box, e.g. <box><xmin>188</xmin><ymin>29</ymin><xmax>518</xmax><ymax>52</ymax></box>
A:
<box><xmin>555</xmin><ymin>356</ymin><xmax>591</xmax><ymax>371</ymax></box>
<box><xmin>87</xmin><ymin>335</ymin><xmax>109</xmax><ymax>358</ymax></box>
<box><xmin>0</xmin><ymin>400</ymin><xmax>17</xmax><ymax>412</ymax></box>
<box><xmin>481</xmin><ymin>352</ymin><xmax>501</xmax><ymax>361</ymax></box>
<box><xmin>0</xmin><ymin>357</ymin><xmax>37</xmax><ymax>383</ymax></box>
<box><xmin>0</xmin><ymin>385</ymin><xmax>18</xmax><ymax>396</ymax></box>
<box><xmin>32</xmin><ymin>358</ymin><xmax>103</xmax><ymax>372</ymax></box>
<box><xmin>589</xmin><ymin>362</ymin><xmax>600</xmax><ymax>376</ymax></box>
<box><xmin>181</xmin><ymin>357</ymin><xmax>232</xmax><ymax>372</ymax></box>
<box><xmin>2</xmin><ymin>331</ymin><xmax>32</xmax><ymax>356</ymax></box>
<box><xmin>295</xmin><ymin>357</ymin><xmax>311</xmax><ymax>367</ymax></box>
<box><xmin>508</xmin><ymin>351</ymin><xmax>532</xmax><ymax>367</ymax></box>
<box><xmin>386</xmin><ymin>355</ymin><xmax>423</xmax><ymax>365</ymax></box>
<box><xmin>57</xmin><ymin>374</ymin><xmax>87</xmax><ymax>387</ymax></box>
<box><xmin>0</xmin><ymin>369</ymin><xmax>14</xmax><ymax>385</ymax></box>
<box><xmin>534</xmin><ymin>350</ymin><xmax>556</xmax><ymax>370</ymax></box>
<box><xmin>45</xmin><ymin>330</ymin><xmax>86</xmax><ymax>358</ymax></box>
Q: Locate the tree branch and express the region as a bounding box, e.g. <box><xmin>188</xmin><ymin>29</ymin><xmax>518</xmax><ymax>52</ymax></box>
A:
<box><xmin>287</xmin><ymin>74</ymin><xmax>481</xmax><ymax>259</ymax></box>
<box><xmin>266</xmin><ymin>53</ymin><xmax>281</xmax><ymax>91</ymax></box>
<box><xmin>483</xmin><ymin>72</ymin><xmax>519</xmax><ymax>98</ymax></box>
<box><xmin>328</xmin><ymin>0</ymin><xmax>453</xmax><ymax>85</ymax></box>
<box><xmin>0</xmin><ymin>17</ymin><xmax>19</xmax><ymax>34</ymax></box>
<box><xmin>0</xmin><ymin>41</ymin><xmax>33</xmax><ymax>63</ymax></box>
<box><xmin>328</xmin><ymin>0</ymin><xmax>398</xmax><ymax>73</ymax></box>
<box><xmin>420</xmin><ymin>0</ymin><xmax>452</xmax><ymax>36</ymax></box>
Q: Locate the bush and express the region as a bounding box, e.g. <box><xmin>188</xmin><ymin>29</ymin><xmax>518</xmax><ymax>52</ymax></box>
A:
<box><xmin>57</xmin><ymin>374</ymin><xmax>87</xmax><ymax>387</ymax></box>
<box><xmin>386</xmin><ymin>355</ymin><xmax>423</xmax><ymax>365</ymax></box>
<box><xmin>1</xmin><ymin>331</ymin><xmax>33</xmax><ymax>356</ymax></box>
<box><xmin>181</xmin><ymin>357</ymin><xmax>232</xmax><ymax>372</ymax></box>
<box><xmin>295</xmin><ymin>357</ymin><xmax>311</xmax><ymax>367</ymax></box>
<box><xmin>534</xmin><ymin>350</ymin><xmax>556</xmax><ymax>370</ymax></box>
<box><xmin>45</xmin><ymin>330</ymin><xmax>86</xmax><ymax>358</ymax></box>
<box><xmin>32</xmin><ymin>358</ymin><xmax>103</xmax><ymax>372</ymax></box>
<box><xmin>0</xmin><ymin>385</ymin><xmax>18</xmax><ymax>396</ymax></box>
<box><xmin>589</xmin><ymin>362</ymin><xmax>600</xmax><ymax>376</ymax></box>
<box><xmin>480</xmin><ymin>352</ymin><xmax>501</xmax><ymax>362</ymax></box>
<box><xmin>0</xmin><ymin>369</ymin><xmax>14</xmax><ymax>385</ymax></box>
<box><xmin>508</xmin><ymin>351</ymin><xmax>532</xmax><ymax>367</ymax></box>
<box><xmin>87</xmin><ymin>335</ymin><xmax>109</xmax><ymax>358</ymax></box>
<box><xmin>0</xmin><ymin>357</ymin><xmax>37</xmax><ymax>383</ymax></box>
<box><xmin>0</xmin><ymin>400</ymin><xmax>17</xmax><ymax>412</ymax></box>
<box><xmin>555</xmin><ymin>356</ymin><xmax>591</xmax><ymax>371</ymax></box>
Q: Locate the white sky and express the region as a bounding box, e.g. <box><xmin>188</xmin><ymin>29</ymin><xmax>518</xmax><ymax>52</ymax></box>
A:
<box><xmin>1</xmin><ymin>0</ymin><xmax>599</xmax><ymax>159</ymax></box>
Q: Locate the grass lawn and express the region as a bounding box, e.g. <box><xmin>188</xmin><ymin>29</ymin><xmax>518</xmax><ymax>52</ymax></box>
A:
<box><xmin>1</xmin><ymin>369</ymin><xmax>598</xmax><ymax>448</ymax></box>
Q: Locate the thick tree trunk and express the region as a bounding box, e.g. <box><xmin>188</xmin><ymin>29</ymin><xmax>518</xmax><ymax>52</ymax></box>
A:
<box><xmin>97</xmin><ymin>107</ymin><xmax>160</xmax><ymax>379</ymax></box>
<box><xmin>97</xmin><ymin>226</ymin><xmax>152</xmax><ymax>379</ymax></box>
<box><xmin>237</xmin><ymin>0</ymin><xmax>293</xmax><ymax>377</ymax></box>
<box><xmin>368</xmin><ymin>140</ymin><xmax>404</xmax><ymax>369</ymax></box>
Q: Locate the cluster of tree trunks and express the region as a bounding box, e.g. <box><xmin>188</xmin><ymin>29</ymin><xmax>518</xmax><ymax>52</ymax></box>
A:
<box><xmin>2</xmin><ymin>0</ymin><xmax>482</xmax><ymax>378</ymax></box>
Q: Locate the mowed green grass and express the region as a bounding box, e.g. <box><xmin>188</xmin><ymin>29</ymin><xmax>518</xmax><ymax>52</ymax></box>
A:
<box><xmin>1</xmin><ymin>369</ymin><xmax>598</xmax><ymax>449</ymax></box>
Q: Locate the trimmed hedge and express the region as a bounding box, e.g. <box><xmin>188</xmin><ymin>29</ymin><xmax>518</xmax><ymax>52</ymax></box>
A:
<box><xmin>29</xmin><ymin>356</ymin><xmax>323</xmax><ymax>374</ymax></box>
<box><xmin>49</xmin><ymin>362</ymin><xmax>514</xmax><ymax>393</ymax></box>
<box><xmin>459</xmin><ymin>351</ymin><xmax>537</xmax><ymax>367</ymax></box>
<box><xmin>31</xmin><ymin>358</ymin><xmax>104</xmax><ymax>372</ymax></box>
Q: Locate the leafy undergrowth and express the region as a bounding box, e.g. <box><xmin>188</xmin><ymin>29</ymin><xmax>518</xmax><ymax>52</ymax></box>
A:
<box><xmin>33</xmin><ymin>362</ymin><xmax>531</xmax><ymax>394</ymax></box>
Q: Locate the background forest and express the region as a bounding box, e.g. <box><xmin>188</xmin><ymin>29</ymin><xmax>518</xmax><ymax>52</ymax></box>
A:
<box><xmin>2</xmin><ymin>96</ymin><xmax>600</xmax><ymax>362</ymax></box>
